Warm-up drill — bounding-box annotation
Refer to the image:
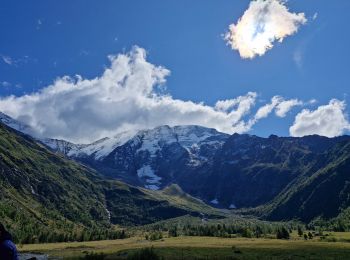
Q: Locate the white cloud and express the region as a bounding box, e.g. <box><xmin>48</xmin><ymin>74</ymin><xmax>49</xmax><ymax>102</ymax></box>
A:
<box><xmin>214</xmin><ymin>94</ymin><xmax>256</xmax><ymax>113</ymax></box>
<box><xmin>254</xmin><ymin>96</ymin><xmax>302</xmax><ymax>120</ymax></box>
<box><xmin>293</xmin><ymin>49</ymin><xmax>303</xmax><ymax>68</ymax></box>
<box><xmin>290</xmin><ymin>99</ymin><xmax>350</xmax><ymax>137</ymax></box>
<box><xmin>0</xmin><ymin>47</ymin><xmax>307</xmax><ymax>143</ymax></box>
<box><xmin>36</xmin><ymin>19</ymin><xmax>43</xmax><ymax>30</ymax></box>
<box><xmin>255</xmin><ymin>96</ymin><xmax>282</xmax><ymax>120</ymax></box>
<box><xmin>275</xmin><ymin>99</ymin><xmax>303</xmax><ymax>117</ymax></box>
<box><xmin>308</xmin><ymin>99</ymin><xmax>317</xmax><ymax>105</ymax></box>
<box><xmin>1</xmin><ymin>55</ymin><xmax>13</xmax><ymax>65</ymax></box>
<box><xmin>0</xmin><ymin>47</ymin><xmax>276</xmax><ymax>143</ymax></box>
<box><xmin>214</xmin><ymin>99</ymin><xmax>238</xmax><ymax>112</ymax></box>
<box><xmin>240</xmin><ymin>95</ymin><xmax>303</xmax><ymax>131</ymax></box>
<box><xmin>0</xmin><ymin>55</ymin><xmax>32</xmax><ymax>66</ymax></box>
<box><xmin>225</xmin><ymin>0</ymin><xmax>307</xmax><ymax>59</ymax></box>
<box><xmin>0</xmin><ymin>81</ymin><xmax>11</xmax><ymax>87</ymax></box>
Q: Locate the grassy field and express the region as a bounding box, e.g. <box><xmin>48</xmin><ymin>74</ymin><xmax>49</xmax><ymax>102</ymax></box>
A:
<box><xmin>18</xmin><ymin>233</ymin><xmax>350</xmax><ymax>259</ymax></box>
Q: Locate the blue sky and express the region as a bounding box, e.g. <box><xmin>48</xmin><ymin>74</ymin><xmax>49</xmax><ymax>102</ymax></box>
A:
<box><xmin>0</xmin><ymin>0</ymin><xmax>350</xmax><ymax>141</ymax></box>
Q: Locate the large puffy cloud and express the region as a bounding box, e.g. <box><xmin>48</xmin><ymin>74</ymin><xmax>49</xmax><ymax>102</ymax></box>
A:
<box><xmin>225</xmin><ymin>0</ymin><xmax>307</xmax><ymax>59</ymax></box>
<box><xmin>290</xmin><ymin>99</ymin><xmax>350</xmax><ymax>137</ymax></box>
<box><xmin>0</xmin><ymin>47</ymin><xmax>272</xmax><ymax>143</ymax></box>
<box><xmin>0</xmin><ymin>47</ymin><xmax>306</xmax><ymax>143</ymax></box>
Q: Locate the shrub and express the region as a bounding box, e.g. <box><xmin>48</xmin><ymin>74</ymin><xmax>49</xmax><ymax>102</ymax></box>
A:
<box><xmin>276</xmin><ymin>227</ymin><xmax>290</xmax><ymax>239</ymax></box>
<box><xmin>241</xmin><ymin>228</ymin><xmax>253</xmax><ymax>238</ymax></box>
<box><xmin>308</xmin><ymin>232</ymin><xmax>313</xmax><ymax>239</ymax></box>
<box><xmin>297</xmin><ymin>226</ymin><xmax>303</xmax><ymax>237</ymax></box>
<box><xmin>168</xmin><ymin>226</ymin><xmax>178</xmax><ymax>237</ymax></box>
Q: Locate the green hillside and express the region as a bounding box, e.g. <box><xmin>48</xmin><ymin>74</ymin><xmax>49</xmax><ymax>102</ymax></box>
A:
<box><xmin>0</xmin><ymin>123</ymin><xmax>221</xmax><ymax>243</ymax></box>
<box><xmin>261</xmin><ymin>140</ymin><xmax>350</xmax><ymax>222</ymax></box>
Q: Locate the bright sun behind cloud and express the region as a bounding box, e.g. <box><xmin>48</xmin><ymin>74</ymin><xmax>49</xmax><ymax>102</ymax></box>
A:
<box><xmin>225</xmin><ymin>0</ymin><xmax>307</xmax><ymax>59</ymax></box>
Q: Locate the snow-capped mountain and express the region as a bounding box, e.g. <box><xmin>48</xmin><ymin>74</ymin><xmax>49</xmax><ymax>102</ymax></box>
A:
<box><xmin>40</xmin><ymin>138</ymin><xmax>83</xmax><ymax>156</ymax></box>
<box><xmin>133</xmin><ymin>125</ymin><xmax>228</xmax><ymax>166</ymax></box>
<box><xmin>2</xmin><ymin>111</ymin><xmax>350</xmax><ymax>212</ymax></box>
<box><xmin>44</xmin><ymin>125</ymin><xmax>227</xmax><ymax>160</ymax></box>
<box><xmin>42</xmin><ymin>130</ymin><xmax>137</xmax><ymax>160</ymax></box>
<box><xmin>46</xmin><ymin>125</ymin><xmax>230</xmax><ymax>191</ymax></box>
<box><xmin>31</xmin><ymin>120</ymin><xmax>230</xmax><ymax>191</ymax></box>
<box><xmin>44</xmin><ymin>124</ymin><xmax>350</xmax><ymax>208</ymax></box>
<box><xmin>111</xmin><ymin>125</ymin><xmax>230</xmax><ymax>190</ymax></box>
<box><xmin>0</xmin><ymin>112</ymin><xmax>36</xmax><ymax>136</ymax></box>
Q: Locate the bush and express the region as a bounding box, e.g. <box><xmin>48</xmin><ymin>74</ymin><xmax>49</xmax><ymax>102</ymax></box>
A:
<box><xmin>308</xmin><ymin>232</ymin><xmax>313</xmax><ymax>239</ymax></box>
<box><xmin>168</xmin><ymin>226</ymin><xmax>178</xmax><ymax>237</ymax></box>
<box><xmin>241</xmin><ymin>228</ymin><xmax>253</xmax><ymax>238</ymax></box>
<box><xmin>297</xmin><ymin>226</ymin><xmax>303</xmax><ymax>237</ymax></box>
<box><xmin>276</xmin><ymin>227</ymin><xmax>290</xmax><ymax>239</ymax></box>
<box><xmin>149</xmin><ymin>232</ymin><xmax>163</xmax><ymax>241</ymax></box>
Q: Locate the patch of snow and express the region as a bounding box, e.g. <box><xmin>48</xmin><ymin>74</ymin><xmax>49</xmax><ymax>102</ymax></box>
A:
<box><xmin>30</xmin><ymin>185</ymin><xmax>36</xmax><ymax>195</ymax></box>
<box><xmin>40</xmin><ymin>138</ymin><xmax>80</xmax><ymax>155</ymax></box>
<box><xmin>229</xmin><ymin>203</ymin><xmax>236</xmax><ymax>209</ymax></box>
<box><xmin>0</xmin><ymin>112</ymin><xmax>36</xmax><ymax>136</ymax></box>
<box><xmin>95</xmin><ymin>130</ymin><xmax>137</xmax><ymax>159</ymax></box>
<box><xmin>201</xmin><ymin>140</ymin><xmax>224</xmax><ymax>146</ymax></box>
<box><xmin>67</xmin><ymin>130</ymin><xmax>137</xmax><ymax>160</ymax></box>
<box><xmin>144</xmin><ymin>184</ymin><xmax>160</xmax><ymax>190</ymax></box>
<box><xmin>105</xmin><ymin>207</ymin><xmax>111</xmax><ymax>221</ymax></box>
<box><xmin>210</xmin><ymin>198</ymin><xmax>219</xmax><ymax>205</ymax></box>
<box><xmin>137</xmin><ymin>165</ymin><xmax>162</xmax><ymax>190</ymax></box>
<box><xmin>174</xmin><ymin>125</ymin><xmax>222</xmax><ymax>148</ymax></box>
<box><xmin>228</xmin><ymin>160</ymin><xmax>239</xmax><ymax>165</ymax></box>
<box><xmin>136</xmin><ymin>125</ymin><xmax>228</xmax><ymax>160</ymax></box>
<box><xmin>41</xmin><ymin>139</ymin><xmax>60</xmax><ymax>150</ymax></box>
<box><xmin>137</xmin><ymin>126</ymin><xmax>176</xmax><ymax>157</ymax></box>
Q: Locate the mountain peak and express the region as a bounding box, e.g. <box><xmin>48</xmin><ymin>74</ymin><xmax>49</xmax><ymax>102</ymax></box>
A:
<box><xmin>0</xmin><ymin>111</ymin><xmax>36</xmax><ymax>136</ymax></box>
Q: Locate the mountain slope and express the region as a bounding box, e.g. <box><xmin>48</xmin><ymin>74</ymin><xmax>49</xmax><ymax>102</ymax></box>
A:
<box><xmin>39</xmin><ymin>123</ymin><xmax>350</xmax><ymax>219</ymax></box>
<box><xmin>186</xmin><ymin>134</ymin><xmax>348</xmax><ymax>208</ymax></box>
<box><xmin>0</xmin><ymin>111</ymin><xmax>35</xmax><ymax>135</ymax></box>
<box><xmin>3</xmin><ymin>111</ymin><xmax>350</xmax><ymax>224</ymax></box>
<box><xmin>261</xmin><ymin>140</ymin><xmax>350</xmax><ymax>222</ymax></box>
<box><xmin>0</xmin><ymin>122</ymin><xmax>221</xmax><ymax>243</ymax></box>
<box><xmin>45</xmin><ymin>125</ymin><xmax>230</xmax><ymax>191</ymax></box>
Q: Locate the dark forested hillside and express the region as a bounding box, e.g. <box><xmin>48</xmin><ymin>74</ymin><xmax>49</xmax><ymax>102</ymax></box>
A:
<box><xmin>0</xmin><ymin>123</ymin><xmax>220</xmax><ymax>243</ymax></box>
<box><xmin>186</xmin><ymin>134</ymin><xmax>350</xmax><ymax>209</ymax></box>
<box><xmin>261</xmin><ymin>140</ymin><xmax>350</xmax><ymax>222</ymax></box>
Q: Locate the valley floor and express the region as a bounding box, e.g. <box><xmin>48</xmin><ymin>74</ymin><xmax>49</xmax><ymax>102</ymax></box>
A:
<box><xmin>19</xmin><ymin>234</ymin><xmax>350</xmax><ymax>259</ymax></box>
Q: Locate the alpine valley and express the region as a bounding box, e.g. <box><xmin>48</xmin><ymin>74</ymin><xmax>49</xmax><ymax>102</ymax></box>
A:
<box><xmin>2</xmin><ymin>111</ymin><xmax>350</xmax><ymax>230</ymax></box>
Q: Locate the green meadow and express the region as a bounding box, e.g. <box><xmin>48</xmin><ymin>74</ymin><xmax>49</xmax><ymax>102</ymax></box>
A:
<box><xmin>19</xmin><ymin>233</ymin><xmax>350</xmax><ymax>259</ymax></box>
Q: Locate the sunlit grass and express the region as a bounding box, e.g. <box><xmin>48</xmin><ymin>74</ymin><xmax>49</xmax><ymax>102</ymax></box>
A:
<box><xmin>19</xmin><ymin>234</ymin><xmax>350</xmax><ymax>259</ymax></box>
